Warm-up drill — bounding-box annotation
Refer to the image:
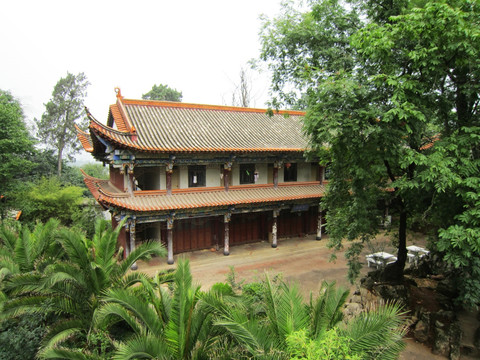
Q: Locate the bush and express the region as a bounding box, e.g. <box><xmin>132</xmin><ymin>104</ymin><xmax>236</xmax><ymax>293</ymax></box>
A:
<box><xmin>286</xmin><ymin>328</ymin><xmax>364</xmax><ymax>360</ymax></box>
<box><xmin>0</xmin><ymin>313</ymin><xmax>47</xmax><ymax>360</ymax></box>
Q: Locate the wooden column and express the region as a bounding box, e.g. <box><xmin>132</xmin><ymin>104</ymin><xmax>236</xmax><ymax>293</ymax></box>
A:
<box><xmin>166</xmin><ymin>162</ymin><xmax>173</xmax><ymax>196</ymax></box>
<box><xmin>273</xmin><ymin>161</ymin><xmax>282</xmax><ymax>189</ymax></box>
<box><xmin>272</xmin><ymin>209</ymin><xmax>279</xmax><ymax>248</ymax></box>
<box><xmin>167</xmin><ymin>216</ymin><xmax>174</xmax><ymax>264</ymax></box>
<box><xmin>224</xmin><ymin>161</ymin><xmax>232</xmax><ymax>192</ymax></box>
<box><xmin>223</xmin><ymin>213</ymin><xmax>231</xmax><ymax>255</ymax></box>
<box><xmin>130</xmin><ymin>220</ymin><xmax>138</xmax><ymax>270</ymax></box>
<box><xmin>316</xmin><ymin>207</ymin><xmax>322</xmax><ymax>240</ymax></box>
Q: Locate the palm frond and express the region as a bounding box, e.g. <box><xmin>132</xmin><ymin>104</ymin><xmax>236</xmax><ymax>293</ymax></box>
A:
<box><xmin>0</xmin><ymin>224</ymin><xmax>18</xmax><ymax>252</ymax></box>
<box><xmin>343</xmin><ymin>301</ymin><xmax>407</xmax><ymax>360</ymax></box>
<box><xmin>31</xmin><ymin>218</ymin><xmax>61</xmax><ymax>260</ymax></box>
<box><xmin>164</xmin><ymin>259</ymin><xmax>199</xmax><ymax>358</ymax></box>
<box><xmin>113</xmin><ymin>334</ymin><xmax>170</xmax><ymax>360</ymax></box>
<box><xmin>57</xmin><ymin>228</ymin><xmax>91</xmax><ymax>270</ymax></box>
<box><xmin>213</xmin><ymin>313</ymin><xmax>268</xmax><ymax>357</ymax></box>
<box><xmin>94</xmin><ymin>302</ymin><xmax>143</xmax><ymax>334</ymax></box>
<box><xmin>15</xmin><ymin>227</ymin><xmax>32</xmax><ymax>271</ymax></box>
<box><xmin>100</xmin><ymin>288</ymin><xmax>164</xmax><ymax>336</ymax></box>
<box><xmin>39</xmin><ymin>347</ymin><xmax>100</xmax><ymax>360</ymax></box>
<box><xmin>117</xmin><ymin>241</ymin><xmax>166</xmax><ymax>278</ymax></box>
<box><xmin>275</xmin><ymin>281</ymin><xmax>309</xmax><ymax>339</ymax></box>
<box><xmin>309</xmin><ymin>281</ymin><xmax>349</xmax><ymax>338</ymax></box>
<box><xmin>41</xmin><ymin>319</ymin><xmax>85</xmax><ymax>349</ymax></box>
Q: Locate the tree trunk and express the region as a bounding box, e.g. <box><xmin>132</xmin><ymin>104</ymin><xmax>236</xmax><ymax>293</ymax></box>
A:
<box><xmin>383</xmin><ymin>208</ymin><xmax>407</xmax><ymax>282</ymax></box>
<box><xmin>57</xmin><ymin>144</ymin><xmax>63</xmax><ymax>177</ymax></box>
<box><xmin>57</xmin><ymin>111</ymin><xmax>70</xmax><ymax>177</ymax></box>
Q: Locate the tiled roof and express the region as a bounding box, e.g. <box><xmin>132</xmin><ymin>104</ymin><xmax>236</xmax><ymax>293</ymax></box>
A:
<box><xmin>85</xmin><ymin>94</ymin><xmax>308</xmax><ymax>153</ymax></box>
<box><xmin>83</xmin><ymin>171</ymin><xmax>324</xmax><ymax>212</ymax></box>
<box><xmin>75</xmin><ymin>125</ymin><xmax>94</xmax><ymax>152</ymax></box>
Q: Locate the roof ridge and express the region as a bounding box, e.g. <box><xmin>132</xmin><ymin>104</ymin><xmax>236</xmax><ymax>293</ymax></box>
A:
<box><xmin>122</xmin><ymin>98</ymin><xmax>305</xmax><ymax>116</ymax></box>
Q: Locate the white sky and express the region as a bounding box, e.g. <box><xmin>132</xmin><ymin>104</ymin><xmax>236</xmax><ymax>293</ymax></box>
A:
<box><xmin>1</xmin><ymin>0</ymin><xmax>285</xmax><ymax>128</ymax></box>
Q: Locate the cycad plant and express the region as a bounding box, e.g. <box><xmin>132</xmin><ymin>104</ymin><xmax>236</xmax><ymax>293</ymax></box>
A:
<box><xmin>94</xmin><ymin>259</ymin><xmax>225</xmax><ymax>359</ymax></box>
<box><xmin>207</xmin><ymin>277</ymin><xmax>407</xmax><ymax>360</ymax></box>
<box><xmin>0</xmin><ymin>218</ymin><xmax>62</xmax><ymax>281</ymax></box>
<box><xmin>1</xmin><ymin>218</ymin><xmax>166</xmax><ymax>358</ymax></box>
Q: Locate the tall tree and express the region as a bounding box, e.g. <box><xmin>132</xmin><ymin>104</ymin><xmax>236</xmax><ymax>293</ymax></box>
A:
<box><xmin>0</xmin><ymin>90</ymin><xmax>34</xmax><ymax>199</ymax></box>
<box><xmin>260</xmin><ymin>0</ymin><xmax>480</xmax><ymax>307</ymax></box>
<box><xmin>142</xmin><ymin>84</ymin><xmax>183</xmax><ymax>102</ymax></box>
<box><xmin>231</xmin><ymin>67</ymin><xmax>252</xmax><ymax>107</ymax></box>
<box><xmin>36</xmin><ymin>72</ymin><xmax>89</xmax><ymax>177</ymax></box>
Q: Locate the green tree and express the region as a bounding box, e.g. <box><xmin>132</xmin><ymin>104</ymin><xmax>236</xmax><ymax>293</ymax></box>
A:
<box><xmin>0</xmin><ymin>90</ymin><xmax>35</xmax><ymax>200</ymax></box>
<box><xmin>36</xmin><ymin>72</ymin><xmax>89</xmax><ymax>177</ymax></box>
<box><xmin>260</xmin><ymin>0</ymin><xmax>480</xmax><ymax>306</ymax></box>
<box><xmin>142</xmin><ymin>84</ymin><xmax>183</xmax><ymax>102</ymax></box>
<box><xmin>2</xmin><ymin>219</ymin><xmax>166</xmax><ymax>358</ymax></box>
<box><xmin>14</xmin><ymin>176</ymin><xmax>85</xmax><ymax>226</ymax></box>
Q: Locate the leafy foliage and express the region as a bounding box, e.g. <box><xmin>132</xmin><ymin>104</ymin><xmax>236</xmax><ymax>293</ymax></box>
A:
<box><xmin>286</xmin><ymin>328</ymin><xmax>363</xmax><ymax>360</ymax></box>
<box><xmin>36</xmin><ymin>72</ymin><xmax>89</xmax><ymax>176</ymax></box>
<box><xmin>260</xmin><ymin>0</ymin><xmax>480</xmax><ymax>306</ymax></box>
<box><xmin>0</xmin><ymin>90</ymin><xmax>35</xmax><ymax>198</ymax></box>
<box><xmin>13</xmin><ymin>177</ymin><xmax>84</xmax><ymax>226</ymax></box>
<box><xmin>142</xmin><ymin>84</ymin><xmax>183</xmax><ymax>102</ymax></box>
<box><xmin>0</xmin><ymin>313</ymin><xmax>48</xmax><ymax>360</ymax></box>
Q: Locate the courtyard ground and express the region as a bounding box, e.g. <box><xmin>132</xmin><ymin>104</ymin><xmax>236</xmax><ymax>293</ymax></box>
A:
<box><xmin>136</xmin><ymin>234</ymin><xmax>451</xmax><ymax>359</ymax></box>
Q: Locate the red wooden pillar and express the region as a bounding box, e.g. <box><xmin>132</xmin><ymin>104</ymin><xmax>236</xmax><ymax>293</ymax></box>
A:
<box><xmin>273</xmin><ymin>161</ymin><xmax>282</xmax><ymax>189</ymax></box>
<box><xmin>224</xmin><ymin>161</ymin><xmax>232</xmax><ymax>192</ymax></box>
<box><xmin>166</xmin><ymin>162</ymin><xmax>173</xmax><ymax>196</ymax></box>
<box><xmin>130</xmin><ymin>220</ymin><xmax>138</xmax><ymax>270</ymax></box>
<box><xmin>272</xmin><ymin>209</ymin><xmax>279</xmax><ymax>248</ymax></box>
<box><xmin>167</xmin><ymin>216</ymin><xmax>174</xmax><ymax>264</ymax></box>
<box><xmin>113</xmin><ymin>217</ymin><xmax>128</xmax><ymax>259</ymax></box>
<box><xmin>224</xmin><ymin>213</ymin><xmax>231</xmax><ymax>255</ymax></box>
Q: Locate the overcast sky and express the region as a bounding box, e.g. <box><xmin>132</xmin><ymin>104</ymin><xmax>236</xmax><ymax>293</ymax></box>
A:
<box><xmin>1</xmin><ymin>0</ymin><xmax>285</xmax><ymax>128</ymax></box>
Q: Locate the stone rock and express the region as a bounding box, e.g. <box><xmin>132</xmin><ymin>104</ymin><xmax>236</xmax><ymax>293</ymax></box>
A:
<box><xmin>372</xmin><ymin>283</ymin><xmax>409</xmax><ymax>307</ymax></box>
<box><xmin>474</xmin><ymin>326</ymin><xmax>480</xmax><ymax>349</ymax></box>
<box><xmin>350</xmin><ymin>294</ymin><xmax>362</xmax><ymax>304</ymax></box>
<box><xmin>448</xmin><ymin>322</ymin><xmax>462</xmax><ymax>360</ymax></box>
<box><xmin>433</xmin><ymin>323</ymin><xmax>450</xmax><ymax>357</ymax></box>
<box><xmin>437</xmin><ymin>278</ymin><xmax>457</xmax><ymax>298</ymax></box>
<box><xmin>344</xmin><ymin>302</ymin><xmax>363</xmax><ymax>318</ymax></box>
<box><xmin>413</xmin><ymin>277</ymin><xmax>438</xmax><ymax>289</ymax></box>
<box><xmin>414</xmin><ymin>320</ymin><xmax>430</xmax><ymax>343</ymax></box>
<box><xmin>437</xmin><ymin>310</ymin><xmax>455</xmax><ymax>322</ymax></box>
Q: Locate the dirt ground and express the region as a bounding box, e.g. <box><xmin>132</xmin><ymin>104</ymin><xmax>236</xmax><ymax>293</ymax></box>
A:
<box><xmin>136</xmin><ymin>234</ymin><xmax>451</xmax><ymax>359</ymax></box>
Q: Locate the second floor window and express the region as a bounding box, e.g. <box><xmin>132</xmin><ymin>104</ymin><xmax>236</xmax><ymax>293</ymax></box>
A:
<box><xmin>284</xmin><ymin>163</ymin><xmax>297</xmax><ymax>182</ymax></box>
<box><xmin>188</xmin><ymin>165</ymin><xmax>206</xmax><ymax>187</ymax></box>
<box><xmin>240</xmin><ymin>164</ymin><xmax>256</xmax><ymax>184</ymax></box>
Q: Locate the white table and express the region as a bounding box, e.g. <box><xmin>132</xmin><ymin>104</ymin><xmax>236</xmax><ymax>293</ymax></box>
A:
<box><xmin>407</xmin><ymin>246</ymin><xmax>429</xmax><ymax>264</ymax></box>
<box><xmin>366</xmin><ymin>252</ymin><xmax>397</xmax><ymax>269</ymax></box>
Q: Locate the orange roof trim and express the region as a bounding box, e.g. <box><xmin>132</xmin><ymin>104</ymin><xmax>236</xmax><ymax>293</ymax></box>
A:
<box><xmin>121</xmin><ymin>98</ymin><xmax>306</xmax><ymax>116</ymax></box>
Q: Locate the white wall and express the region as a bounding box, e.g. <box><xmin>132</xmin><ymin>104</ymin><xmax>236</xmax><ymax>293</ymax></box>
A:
<box><xmin>206</xmin><ymin>164</ymin><xmax>221</xmax><ymax>187</ymax></box>
<box><xmin>255</xmin><ymin>163</ymin><xmax>268</xmax><ymax>185</ymax></box>
<box><xmin>297</xmin><ymin>162</ymin><xmax>311</xmax><ymax>182</ymax></box>
<box><xmin>232</xmin><ymin>164</ymin><xmax>240</xmax><ymax>186</ymax></box>
<box><xmin>179</xmin><ymin>165</ymin><xmax>188</xmax><ymax>189</ymax></box>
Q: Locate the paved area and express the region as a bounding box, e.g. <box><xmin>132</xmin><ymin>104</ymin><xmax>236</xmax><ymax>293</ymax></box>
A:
<box><xmin>137</xmin><ymin>234</ymin><xmax>447</xmax><ymax>359</ymax></box>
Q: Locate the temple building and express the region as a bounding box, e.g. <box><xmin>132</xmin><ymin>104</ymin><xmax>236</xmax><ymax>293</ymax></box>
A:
<box><xmin>77</xmin><ymin>88</ymin><xmax>326</xmax><ymax>264</ymax></box>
